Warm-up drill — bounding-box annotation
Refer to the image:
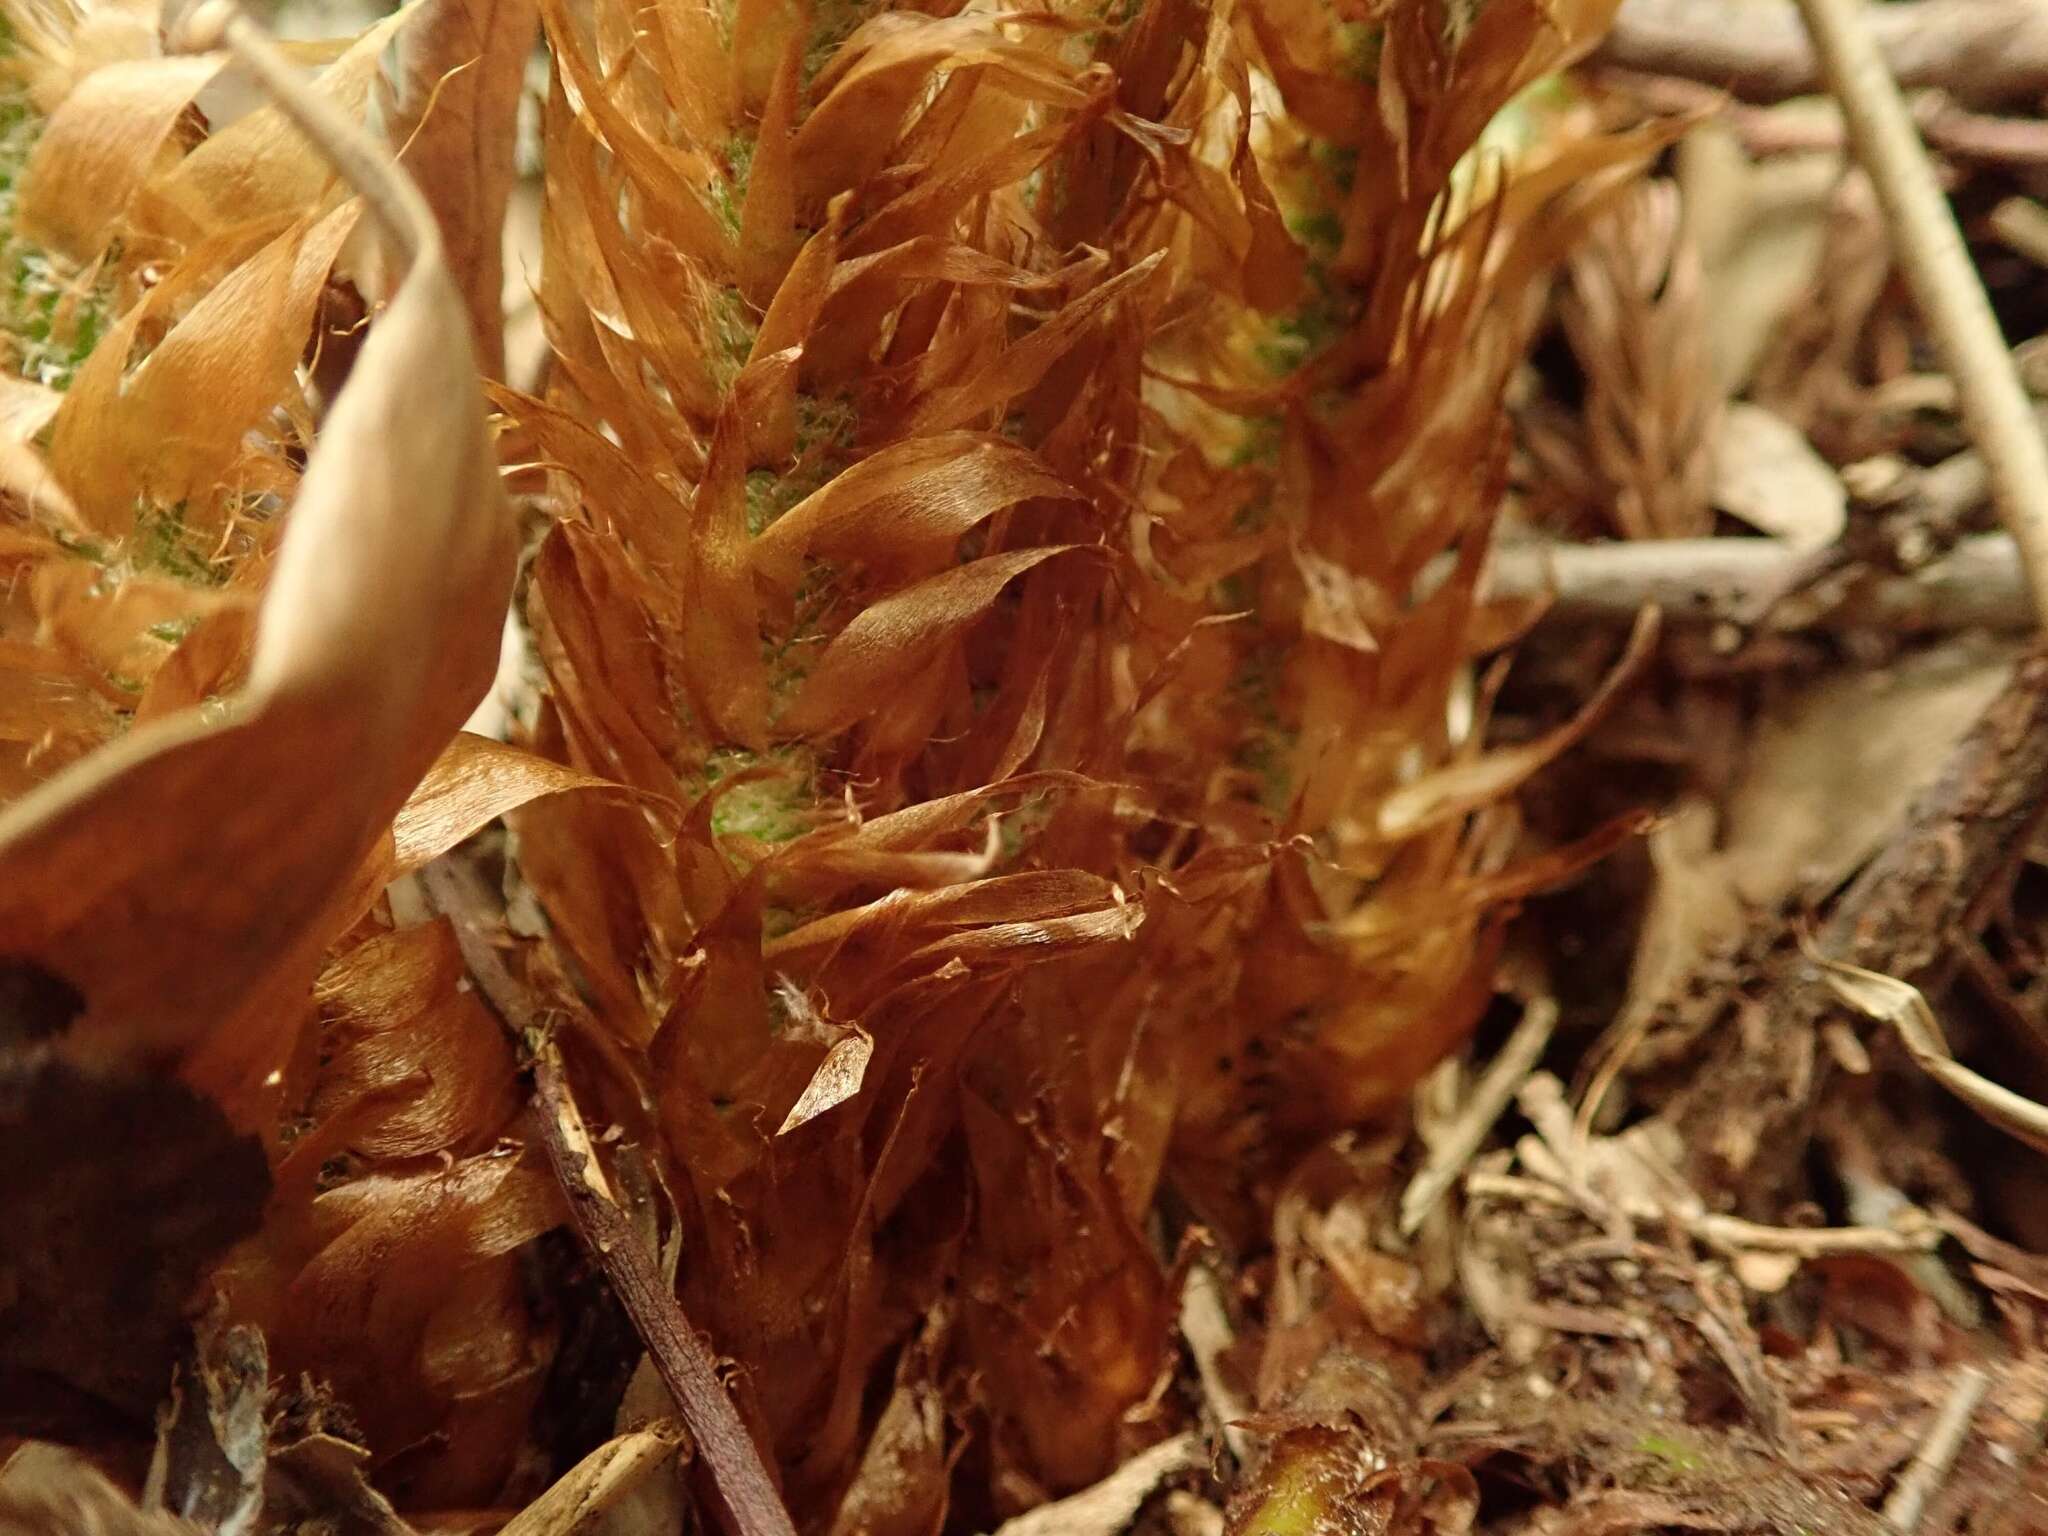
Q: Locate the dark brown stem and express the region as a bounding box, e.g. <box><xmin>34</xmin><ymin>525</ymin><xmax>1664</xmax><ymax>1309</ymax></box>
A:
<box><xmin>419</xmin><ymin>860</ymin><xmax>798</xmax><ymax>1536</ymax></box>
<box><xmin>1816</xmin><ymin>649</ymin><xmax>2048</xmax><ymax>977</ymax></box>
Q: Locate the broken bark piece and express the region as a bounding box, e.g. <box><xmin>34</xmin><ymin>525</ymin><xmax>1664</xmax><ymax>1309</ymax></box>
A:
<box><xmin>1817</xmin><ymin>649</ymin><xmax>2048</xmax><ymax>975</ymax></box>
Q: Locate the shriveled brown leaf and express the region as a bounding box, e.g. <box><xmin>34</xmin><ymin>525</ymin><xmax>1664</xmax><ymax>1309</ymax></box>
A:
<box><xmin>390</xmin><ymin>731</ymin><xmax>661</xmax><ymax>875</ymax></box>
<box><xmin>390</xmin><ymin>0</ymin><xmax>541</xmax><ymax>378</ymax></box>
<box><xmin>1378</xmin><ymin>607</ymin><xmax>1660</xmax><ymax>838</ymax></box>
<box><xmin>16</xmin><ymin>54</ymin><xmax>225</xmax><ymax>258</ymax></box>
<box><xmin>154</xmin><ymin>2</ymin><xmax>426</xmax><ymax>236</ymax></box>
<box><xmin>775</xmin><ymin>1019</ymin><xmax>873</xmax><ymax>1136</ymax></box>
<box><xmin>781</xmin><ymin>547</ymin><xmax>1084</xmax><ymax>738</ymax></box>
<box><xmin>1710</xmin><ymin>401</ymin><xmax>1846</xmax><ymax>550</ymax></box>
<box><xmin>308</xmin><ymin>919</ymin><xmax>522</xmax><ymax>1161</ymax></box>
<box><xmin>0</xmin><ymin>9</ymin><xmax>516</xmax><ymax>1113</ymax></box>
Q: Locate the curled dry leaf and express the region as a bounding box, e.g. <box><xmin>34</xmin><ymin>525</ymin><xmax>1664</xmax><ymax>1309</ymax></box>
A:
<box><xmin>156</xmin><ymin>3</ymin><xmax>427</xmax><ymax>238</ymax></box>
<box><xmin>14</xmin><ymin>53</ymin><xmax>226</xmax><ymax>258</ymax></box>
<box><xmin>391</xmin><ymin>731</ymin><xmax>666</xmax><ymax>875</ymax></box>
<box><xmin>1710</xmin><ymin>400</ymin><xmax>1847</xmax><ymax>550</ymax></box>
<box><xmin>0</xmin><ymin>6</ymin><xmax>516</xmax><ymax>1110</ymax></box>
<box><xmin>776</xmin><ymin>1019</ymin><xmax>874</xmax><ymax>1136</ymax></box>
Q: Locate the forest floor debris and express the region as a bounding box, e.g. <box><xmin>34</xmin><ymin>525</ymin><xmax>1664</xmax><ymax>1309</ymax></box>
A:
<box><xmin>8</xmin><ymin>0</ymin><xmax>2048</xmax><ymax>1533</ymax></box>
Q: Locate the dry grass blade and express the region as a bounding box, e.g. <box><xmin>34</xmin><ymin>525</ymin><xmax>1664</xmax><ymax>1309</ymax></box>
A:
<box><xmin>0</xmin><ymin>1</ymin><xmax>514</xmax><ymax>1106</ymax></box>
<box><xmin>495</xmin><ymin>1430</ymin><xmax>687</xmax><ymax>1536</ymax></box>
<box><xmin>1812</xmin><ymin>952</ymin><xmax>2048</xmax><ymax>1155</ymax></box>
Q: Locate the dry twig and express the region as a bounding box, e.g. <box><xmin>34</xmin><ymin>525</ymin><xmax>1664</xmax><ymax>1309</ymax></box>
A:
<box><xmin>1464</xmin><ymin>534</ymin><xmax>2032</xmax><ymax>633</ymax></box>
<box><xmin>1605</xmin><ymin>70</ymin><xmax>2048</xmax><ymax>165</ymax></box>
<box><xmin>1599</xmin><ymin>0</ymin><xmax>2048</xmax><ymax>107</ymax></box>
<box><xmin>1471</xmin><ymin>1153</ymin><xmax>1941</xmax><ymax>1259</ymax></box>
<box><xmin>1991</xmin><ymin>197</ymin><xmax>2048</xmax><ymax>269</ymax></box>
<box><xmin>1882</xmin><ymin>1368</ymin><xmax>1987</xmax><ymax>1533</ymax></box>
<box><xmin>1790</xmin><ymin>0</ymin><xmax>2048</xmax><ymax>619</ymax></box>
<box><xmin>1177</xmin><ymin>1265</ymin><xmax>1253</xmax><ymax>1465</ymax></box>
<box><xmin>1400</xmin><ymin>996</ymin><xmax>1558</xmax><ymax>1234</ymax></box>
<box><xmin>989</xmin><ymin>1435</ymin><xmax>1202</xmax><ymax>1536</ymax></box>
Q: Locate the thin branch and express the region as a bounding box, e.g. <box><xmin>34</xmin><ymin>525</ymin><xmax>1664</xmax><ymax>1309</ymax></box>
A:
<box><xmin>1603</xmin><ymin>69</ymin><xmax>2048</xmax><ymax>165</ymax></box>
<box><xmin>1791</xmin><ymin>0</ymin><xmax>2048</xmax><ymax>622</ymax></box>
<box><xmin>420</xmin><ymin>859</ymin><xmax>798</xmax><ymax>1536</ymax></box>
<box><xmin>1598</xmin><ymin>0</ymin><xmax>2048</xmax><ymax>108</ymax></box>
<box><xmin>1687</xmin><ymin>1210</ymin><xmax>1938</xmax><ymax>1258</ymax></box>
<box><xmin>1991</xmin><ymin>197</ymin><xmax>2048</xmax><ymax>269</ymax></box>
<box><xmin>1883</xmin><ymin>1367</ymin><xmax>1987</xmax><ymax>1532</ymax></box>
<box><xmin>1455</xmin><ymin>533</ymin><xmax>2032</xmax><ymax>633</ymax></box>
<box><xmin>1470</xmin><ymin>1170</ymin><xmax>1942</xmax><ymax>1257</ymax></box>
<box><xmin>1400</xmin><ymin>996</ymin><xmax>1558</xmax><ymax>1235</ymax></box>
<box><xmin>1177</xmin><ymin>1265</ymin><xmax>1253</xmax><ymax>1465</ymax></box>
